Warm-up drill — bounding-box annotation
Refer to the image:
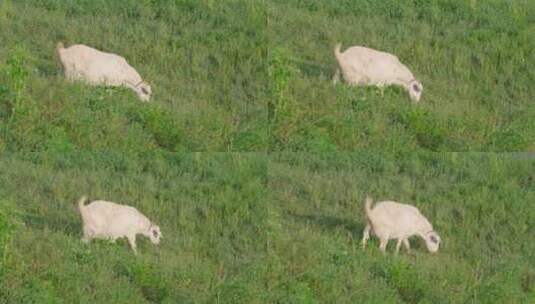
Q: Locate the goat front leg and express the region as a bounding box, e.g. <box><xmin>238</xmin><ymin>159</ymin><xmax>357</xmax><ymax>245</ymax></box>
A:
<box><xmin>403</xmin><ymin>238</ymin><xmax>412</xmax><ymax>254</ymax></box>
<box><xmin>127</xmin><ymin>235</ymin><xmax>138</xmax><ymax>255</ymax></box>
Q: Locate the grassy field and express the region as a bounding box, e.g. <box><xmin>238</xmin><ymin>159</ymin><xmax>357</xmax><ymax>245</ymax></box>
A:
<box><xmin>0</xmin><ymin>152</ymin><xmax>267</xmax><ymax>303</ymax></box>
<box><xmin>0</xmin><ymin>0</ymin><xmax>267</xmax><ymax>152</ymax></box>
<box><xmin>3</xmin><ymin>152</ymin><xmax>533</xmax><ymax>303</ymax></box>
<box><xmin>268</xmin><ymin>0</ymin><xmax>535</xmax><ymax>151</ymax></box>
<box><xmin>1</xmin><ymin>0</ymin><xmax>535</xmax><ymax>303</ymax></box>
<box><xmin>0</xmin><ymin>1</ymin><xmax>271</xmax><ymax>302</ymax></box>
<box><xmin>267</xmin><ymin>152</ymin><xmax>535</xmax><ymax>302</ymax></box>
<box><xmin>2</xmin><ymin>1</ymin><xmax>533</xmax><ymax>153</ymax></box>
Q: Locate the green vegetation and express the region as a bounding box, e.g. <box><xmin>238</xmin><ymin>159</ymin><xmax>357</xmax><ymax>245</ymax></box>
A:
<box><xmin>3</xmin><ymin>0</ymin><xmax>533</xmax><ymax>153</ymax></box>
<box><xmin>268</xmin><ymin>0</ymin><xmax>535</xmax><ymax>151</ymax></box>
<box><xmin>0</xmin><ymin>153</ymin><xmax>267</xmax><ymax>303</ymax></box>
<box><xmin>268</xmin><ymin>152</ymin><xmax>535</xmax><ymax>302</ymax></box>
<box><xmin>0</xmin><ymin>0</ymin><xmax>267</xmax><ymax>152</ymax></box>
<box><xmin>268</xmin><ymin>153</ymin><xmax>535</xmax><ymax>303</ymax></box>
<box><xmin>1</xmin><ymin>0</ymin><xmax>534</xmax><ymax>302</ymax></box>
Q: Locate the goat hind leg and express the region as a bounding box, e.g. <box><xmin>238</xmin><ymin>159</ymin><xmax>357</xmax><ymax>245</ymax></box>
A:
<box><xmin>362</xmin><ymin>224</ymin><xmax>371</xmax><ymax>249</ymax></box>
<box><xmin>395</xmin><ymin>239</ymin><xmax>403</xmax><ymax>254</ymax></box>
<box><xmin>81</xmin><ymin>227</ymin><xmax>93</xmax><ymax>243</ymax></box>
<box><xmin>332</xmin><ymin>68</ymin><xmax>341</xmax><ymax>85</ymax></box>
<box><xmin>379</xmin><ymin>238</ymin><xmax>389</xmax><ymax>254</ymax></box>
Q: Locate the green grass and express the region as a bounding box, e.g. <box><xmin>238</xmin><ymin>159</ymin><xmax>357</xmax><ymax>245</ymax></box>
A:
<box><xmin>3</xmin><ymin>151</ymin><xmax>534</xmax><ymax>303</ymax></box>
<box><xmin>2</xmin><ymin>1</ymin><xmax>533</xmax><ymax>153</ymax></box>
<box><xmin>0</xmin><ymin>152</ymin><xmax>267</xmax><ymax>303</ymax></box>
<box><xmin>267</xmin><ymin>152</ymin><xmax>535</xmax><ymax>302</ymax></box>
<box><xmin>267</xmin><ymin>0</ymin><xmax>535</xmax><ymax>151</ymax></box>
<box><xmin>0</xmin><ymin>0</ymin><xmax>267</xmax><ymax>152</ymax></box>
<box><xmin>1</xmin><ymin>0</ymin><xmax>535</xmax><ymax>303</ymax></box>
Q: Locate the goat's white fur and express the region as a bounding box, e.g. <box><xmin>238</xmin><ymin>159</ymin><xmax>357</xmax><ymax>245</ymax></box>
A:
<box><xmin>56</xmin><ymin>42</ymin><xmax>152</xmax><ymax>101</ymax></box>
<box><xmin>362</xmin><ymin>195</ymin><xmax>440</xmax><ymax>254</ymax></box>
<box><xmin>334</xmin><ymin>43</ymin><xmax>423</xmax><ymax>102</ymax></box>
<box><xmin>78</xmin><ymin>196</ymin><xmax>162</xmax><ymax>254</ymax></box>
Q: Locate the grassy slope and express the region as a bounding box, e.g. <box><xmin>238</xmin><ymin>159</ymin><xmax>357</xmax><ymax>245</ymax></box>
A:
<box><xmin>268</xmin><ymin>152</ymin><xmax>535</xmax><ymax>302</ymax></box>
<box><xmin>0</xmin><ymin>152</ymin><xmax>267</xmax><ymax>303</ymax></box>
<box><xmin>1</xmin><ymin>0</ymin><xmax>535</xmax><ymax>303</ymax></box>
<box><xmin>0</xmin><ymin>0</ymin><xmax>267</xmax><ymax>152</ymax></box>
<box><xmin>0</xmin><ymin>1</ymin><xmax>271</xmax><ymax>302</ymax></box>
<box><xmin>268</xmin><ymin>0</ymin><xmax>535</xmax><ymax>152</ymax></box>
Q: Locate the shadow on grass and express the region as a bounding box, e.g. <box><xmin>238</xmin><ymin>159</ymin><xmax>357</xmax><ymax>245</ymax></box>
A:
<box><xmin>21</xmin><ymin>212</ymin><xmax>80</xmax><ymax>237</ymax></box>
<box><xmin>287</xmin><ymin>211</ymin><xmax>365</xmax><ymax>239</ymax></box>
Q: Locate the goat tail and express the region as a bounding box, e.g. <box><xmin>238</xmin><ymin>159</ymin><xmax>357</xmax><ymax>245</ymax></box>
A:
<box><xmin>364</xmin><ymin>194</ymin><xmax>374</xmax><ymax>219</ymax></box>
<box><xmin>334</xmin><ymin>43</ymin><xmax>342</xmax><ymax>59</ymax></box>
<box><xmin>78</xmin><ymin>196</ymin><xmax>88</xmax><ymax>214</ymax></box>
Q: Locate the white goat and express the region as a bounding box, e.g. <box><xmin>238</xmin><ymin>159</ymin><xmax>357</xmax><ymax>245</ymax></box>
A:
<box><xmin>77</xmin><ymin>196</ymin><xmax>162</xmax><ymax>254</ymax></box>
<box><xmin>56</xmin><ymin>42</ymin><xmax>152</xmax><ymax>101</ymax></box>
<box><xmin>362</xmin><ymin>195</ymin><xmax>440</xmax><ymax>254</ymax></box>
<box><xmin>333</xmin><ymin>43</ymin><xmax>423</xmax><ymax>102</ymax></box>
